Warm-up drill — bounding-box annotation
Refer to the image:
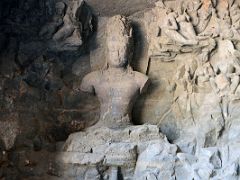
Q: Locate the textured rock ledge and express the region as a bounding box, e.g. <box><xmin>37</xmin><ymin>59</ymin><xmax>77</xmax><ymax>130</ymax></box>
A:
<box><xmin>56</xmin><ymin>124</ymin><xmax>240</xmax><ymax>180</ymax></box>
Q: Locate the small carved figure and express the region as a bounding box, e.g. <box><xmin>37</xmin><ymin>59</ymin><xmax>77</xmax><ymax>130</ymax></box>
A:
<box><xmin>39</xmin><ymin>0</ymin><xmax>91</xmax><ymax>51</ymax></box>
<box><xmin>176</xmin><ymin>13</ymin><xmax>198</xmax><ymax>41</ymax></box>
<box><xmin>162</xmin><ymin>9</ymin><xmax>198</xmax><ymax>45</ymax></box>
<box><xmin>230</xmin><ymin>4</ymin><xmax>240</xmax><ymax>40</ymax></box>
<box><xmin>170</xmin><ymin>61</ymin><xmax>197</xmax><ymax>120</ymax></box>
<box><xmin>194</xmin><ymin>62</ymin><xmax>215</xmax><ymax>92</ymax></box>
<box><xmin>195</xmin><ymin>0</ymin><xmax>214</xmax><ymax>33</ymax></box>
<box><xmin>219</xmin><ymin>10</ymin><xmax>234</xmax><ymax>39</ymax></box>
<box><xmin>52</xmin><ymin>0</ymin><xmax>82</xmax><ymax>44</ymax></box>
<box><xmin>198</xmin><ymin>8</ymin><xmax>219</xmax><ymax>38</ymax></box>
<box><xmin>230</xmin><ymin>4</ymin><xmax>240</xmax><ymax>31</ymax></box>
<box><xmin>39</xmin><ymin>2</ymin><xmax>66</xmax><ymax>39</ymax></box>
<box><xmin>80</xmin><ymin>15</ymin><xmax>149</xmax><ymax>128</ymax></box>
<box><xmin>210</xmin><ymin>40</ymin><xmax>240</xmax><ymax>118</ymax></box>
<box><xmin>182</xmin><ymin>0</ymin><xmax>202</xmax><ymax>27</ymax></box>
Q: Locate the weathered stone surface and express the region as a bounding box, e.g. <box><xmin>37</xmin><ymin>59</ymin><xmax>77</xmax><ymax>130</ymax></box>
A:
<box><xmin>0</xmin><ymin>0</ymin><xmax>96</xmax><ymax>178</ymax></box>
<box><xmin>60</xmin><ymin>123</ymin><xmax>240</xmax><ymax>179</ymax></box>
<box><xmin>2</xmin><ymin>0</ymin><xmax>240</xmax><ymax>179</ymax></box>
<box><xmin>80</xmin><ymin>15</ymin><xmax>149</xmax><ymax>128</ymax></box>
<box><xmin>85</xmin><ymin>0</ymin><xmax>158</xmax><ymax>16</ymax></box>
<box><xmin>0</xmin><ymin>113</ymin><xmax>19</xmax><ymax>150</ymax></box>
<box><xmin>134</xmin><ymin>142</ymin><xmax>177</xmax><ymax>179</ymax></box>
<box><xmin>59</xmin><ymin>124</ymin><xmax>170</xmax><ymax>179</ymax></box>
<box><xmin>59</xmin><ymin>152</ymin><xmax>104</xmax><ymax>165</ymax></box>
<box><xmin>104</xmin><ymin>143</ymin><xmax>137</xmax><ymax>167</ymax></box>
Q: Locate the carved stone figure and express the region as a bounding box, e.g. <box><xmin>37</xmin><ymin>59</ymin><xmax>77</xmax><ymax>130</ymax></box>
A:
<box><xmin>39</xmin><ymin>0</ymin><xmax>92</xmax><ymax>51</ymax></box>
<box><xmin>230</xmin><ymin>4</ymin><xmax>240</xmax><ymax>31</ymax></box>
<box><xmin>219</xmin><ymin>11</ymin><xmax>234</xmax><ymax>39</ymax></box>
<box><xmin>147</xmin><ymin>1</ymin><xmax>217</xmax><ymax>62</ymax></box>
<box><xmin>80</xmin><ymin>15</ymin><xmax>149</xmax><ymax>128</ymax></box>
<box><xmin>210</xmin><ymin>40</ymin><xmax>240</xmax><ymax>118</ymax></box>
<box><xmin>196</xmin><ymin>0</ymin><xmax>215</xmax><ymax>33</ymax></box>
<box><xmin>39</xmin><ymin>2</ymin><xmax>66</xmax><ymax>39</ymax></box>
<box><xmin>52</xmin><ymin>0</ymin><xmax>82</xmax><ymax>44</ymax></box>
<box><xmin>182</xmin><ymin>0</ymin><xmax>202</xmax><ymax>27</ymax></box>
<box><xmin>162</xmin><ymin>10</ymin><xmax>198</xmax><ymax>45</ymax></box>
<box><xmin>194</xmin><ymin>62</ymin><xmax>214</xmax><ymax>92</ymax></box>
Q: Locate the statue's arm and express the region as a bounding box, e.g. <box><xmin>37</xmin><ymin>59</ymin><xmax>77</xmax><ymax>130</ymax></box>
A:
<box><xmin>167</xmin><ymin>16</ymin><xmax>178</xmax><ymax>30</ymax></box>
<box><xmin>135</xmin><ymin>72</ymin><xmax>150</xmax><ymax>94</ymax></box>
<box><xmin>80</xmin><ymin>72</ymin><xmax>96</xmax><ymax>94</ymax></box>
<box><xmin>141</xmin><ymin>78</ymin><xmax>150</xmax><ymax>94</ymax></box>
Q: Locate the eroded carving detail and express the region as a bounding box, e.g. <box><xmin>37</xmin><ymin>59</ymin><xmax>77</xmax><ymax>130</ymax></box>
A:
<box><xmin>39</xmin><ymin>0</ymin><xmax>92</xmax><ymax>51</ymax></box>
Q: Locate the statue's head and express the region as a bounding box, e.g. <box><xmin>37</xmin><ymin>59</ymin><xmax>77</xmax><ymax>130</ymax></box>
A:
<box><xmin>55</xmin><ymin>2</ymin><xmax>66</xmax><ymax>16</ymax></box>
<box><xmin>192</xmin><ymin>0</ymin><xmax>202</xmax><ymax>9</ymax></box>
<box><xmin>183</xmin><ymin>0</ymin><xmax>202</xmax><ymax>11</ymax></box>
<box><xmin>166</xmin><ymin>8</ymin><xmax>174</xmax><ymax>14</ymax></box>
<box><xmin>105</xmin><ymin>15</ymin><xmax>133</xmax><ymax>68</ymax></box>
<box><xmin>202</xmin><ymin>0</ymin><xmax>213</xmax><ymax>10</ymax></box>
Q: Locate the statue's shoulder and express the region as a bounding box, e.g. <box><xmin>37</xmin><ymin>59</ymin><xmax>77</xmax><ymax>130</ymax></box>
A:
<box><xmin>83</xmin><ymin>70</ymin><xmax>101</xmax><ymax>80</ymax></box>
<box><xmin>82</xmin><ymin>70</ymin><xmax>102</xmax><ymax>86</ymax></box>
<box><xmin>81</xmin><ymin>70</ymin><xmax>102</xmax><ymax>93</ymax></box>
<box><xmin>132</xmin><ymin>71</ymin><xmax>149</xmax><ymax>93</ymax></box>
<box><xmin>132</xmin><ymin>71</ymin><xmax>149</xmax><ymax>82</ymax></box>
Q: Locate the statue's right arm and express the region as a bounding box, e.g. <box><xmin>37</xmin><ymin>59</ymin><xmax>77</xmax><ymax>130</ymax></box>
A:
<box><xmin>167</xmin><ymin>17</ymin><xmax>178</xmax><ymax>30</ymax></box>
<box><xmin>80</xmin><ymin>72</ymin><xmax>96</xmax><ymax>94</ymax></box>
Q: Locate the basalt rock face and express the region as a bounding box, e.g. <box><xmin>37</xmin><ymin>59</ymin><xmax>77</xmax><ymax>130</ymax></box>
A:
<box><xmin>0</xmin><ymin>0</ymin><xmax>96</xmax><ymax>179</ymax></box>
<box><xmin>2</xmin><ymin>0</ymin><xmax>240</xmax><ymax>179</ymax></box>
<box><xmin>59</xmin><ymin>125</ymin><xmax>240</xmax><ymax>180</ymax></box>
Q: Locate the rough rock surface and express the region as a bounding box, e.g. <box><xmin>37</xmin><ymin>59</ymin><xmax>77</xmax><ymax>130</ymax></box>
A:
<box><xmin>58</xmin><ymin>124</ymin><xmax>168</xmax><ymax>179</ymax></box>
<box><xmin>58</xmin><ymin>124</ymin><xmax>240</xmax><ymax>179</ymax></box>
<box><xmin>2</xmin><ymin>0</ymin><xmax>240</xmax><ymax>179</ymax></box>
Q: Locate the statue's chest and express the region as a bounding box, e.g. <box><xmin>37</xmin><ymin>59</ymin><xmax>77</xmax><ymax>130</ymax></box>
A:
<box><xmin>95</xmin><ymin>78</ymin><xmax>139</xmax><ymax>100</ymax></box>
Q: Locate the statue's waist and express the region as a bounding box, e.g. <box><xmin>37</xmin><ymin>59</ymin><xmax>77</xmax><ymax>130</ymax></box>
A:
<box><xmin>100</xmin><ymin>106</ymin><xmax>129</xmax><ymax>116</ymax></box>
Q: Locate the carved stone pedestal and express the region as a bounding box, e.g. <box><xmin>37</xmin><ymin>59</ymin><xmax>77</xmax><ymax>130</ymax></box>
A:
<box><xmin>56</xmin><ymin>123</ymin><xmax>240</xmax><ymax>180</ymax></box>
<box><xmin>57</xmin><ymin>124</ymin><xmax>175</xmax><ymax>179</ymax></box>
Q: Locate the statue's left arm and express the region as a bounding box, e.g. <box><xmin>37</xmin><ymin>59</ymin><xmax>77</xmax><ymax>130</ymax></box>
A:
<box><xmin>135</xmin><ymin>72</ymin><xmax>150</xmax><ymax>94</ymax></box>
<box><xmin>80</xmin><ymin>72</ymin><xmax>98</xmax><ymax>94</ymax></box>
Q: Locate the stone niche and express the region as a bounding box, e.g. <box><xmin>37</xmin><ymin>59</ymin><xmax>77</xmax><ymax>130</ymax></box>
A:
<box><xmin>2</xmin><ymin>0</ymin><xmax>240</xmax><ymax>179</ymax></box>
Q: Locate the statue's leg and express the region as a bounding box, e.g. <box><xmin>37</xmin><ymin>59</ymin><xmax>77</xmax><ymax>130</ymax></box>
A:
<box><xmin>64</xmin><ymin>29</ymin><xmax>83</xmax><ymax>46</ymax></box>
<box><xmin>109</xmin><ymin>167</ymin><xmax>118</xmax><ymax>180</ymax></box>
<box><xmin>212</xmin><ymin>113</ymin><xmax>225</xmax><ymax>138</ymax></box>
<box><xmin>53</xmin><ymin>25</ymin><xmax>75</xmax><ymax>41</ymax></box>
<box><xmin>209</xmin><ymin>77</ymin><xmax>220</xmax><ymax>95</ymax></box>
<box><xmin>179</xmin><ymin>22</ymin><xmax>197</xmax><ymax>40</ymax></box>
<box><xmin>164</xmin><ymin>29</ymin><xmax>198</xmax><ymax>45</ymax></box>
<box><xmin>230</xmin><ymin>75</ymin><xmax>240</xmax><ymax>94</ymax></box>
<box><xmin>222</xmin><ymin>96</ymin><xmax>228</xmax><ymax>118</ymax></box>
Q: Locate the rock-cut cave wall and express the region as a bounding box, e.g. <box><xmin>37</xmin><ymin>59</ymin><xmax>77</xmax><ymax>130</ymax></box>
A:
<box><xmin>0</xmin><ymin>0</ymin><xmax>157</xmax><ymax>179</ymax></box>
<box><xmin>2</xmin><ymin>0</ymin><xmax>240</xmax><ymax>179</ymax></box>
